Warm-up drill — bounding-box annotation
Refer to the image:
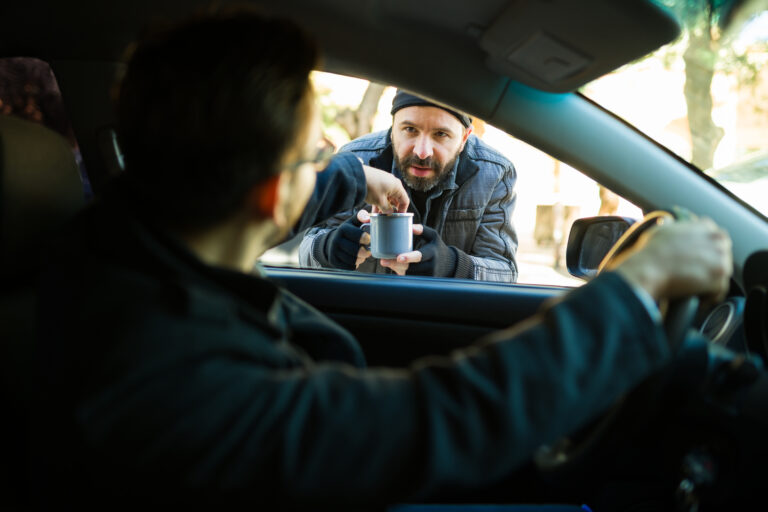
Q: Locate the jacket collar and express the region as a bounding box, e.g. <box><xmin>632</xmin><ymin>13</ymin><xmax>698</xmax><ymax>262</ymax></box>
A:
<box><xmin>101</xmin><ymin>179</ymin><xmax>284</xmax><ymax>334</ymax></box>
<box><xmin>369</xmin><ymin>128</ymin><xmax>481</xmax><ymax>193</ymax></box>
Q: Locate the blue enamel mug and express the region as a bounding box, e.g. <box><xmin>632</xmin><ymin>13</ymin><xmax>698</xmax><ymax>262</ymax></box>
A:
<box><xmin>366</xmin><ymin>212</ymin><xmax>413</xmax><ymax>259</ymax></box>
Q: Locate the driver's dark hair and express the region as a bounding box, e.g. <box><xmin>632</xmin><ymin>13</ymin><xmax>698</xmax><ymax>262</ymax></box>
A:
<box><xmin>116</xmin><ymin>8</ymin><xmax>317</xmax><ymax>229</ymax></box>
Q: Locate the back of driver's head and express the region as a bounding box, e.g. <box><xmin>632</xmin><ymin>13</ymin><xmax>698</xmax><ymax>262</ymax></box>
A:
<box><xmin>116</xmin><ymin>8</ymin><xmax>317</xmax><ymax>229</ymax></box>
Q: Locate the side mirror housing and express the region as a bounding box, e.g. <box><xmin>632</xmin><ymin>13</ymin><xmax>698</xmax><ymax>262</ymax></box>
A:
<box><xmin>566</xmin><ymin>216</ymin><xmax>636</xmax><ymax>279</ymax></box>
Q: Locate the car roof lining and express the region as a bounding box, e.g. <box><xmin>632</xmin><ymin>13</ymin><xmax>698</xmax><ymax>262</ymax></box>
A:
<box><xmin>0</xmin><ymin>0</ymin><xmax>679</xmax><ymax>93</ymax></box>
<box><xmin>0</xmin><ymin>0</ymin><xmax>681</xmax><ymax>159</ymax></box>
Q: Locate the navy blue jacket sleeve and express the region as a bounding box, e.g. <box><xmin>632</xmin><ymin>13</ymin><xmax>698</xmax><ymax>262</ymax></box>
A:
<box><xmin>291</xmin><ymin>153</ymin><xmax>366</xmax><ymax>236</ymax></box>
<box><xmin>67</xmin><ymin>272</ymin><xmax>670</xmax><ymax>506</ymax></box>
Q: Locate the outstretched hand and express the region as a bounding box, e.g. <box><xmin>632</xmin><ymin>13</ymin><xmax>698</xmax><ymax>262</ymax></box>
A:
<box><xmin>362</xmin><ymin>165</ymin><xmax>409</xmax><ymax>214</ymax></box>
<box><xmin>315</xmin><ymin>210</ymin><xmax>374</xmax><ymax>270</ymax></box>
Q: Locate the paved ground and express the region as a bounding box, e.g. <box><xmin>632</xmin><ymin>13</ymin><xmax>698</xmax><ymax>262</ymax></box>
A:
<box><xmin>515</xmin><ymin>234</ymin><xmax>583</xmax><ymax>287</ymax></box>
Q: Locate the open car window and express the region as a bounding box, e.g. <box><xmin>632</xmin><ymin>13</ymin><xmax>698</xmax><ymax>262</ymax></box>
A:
<box><xmin>260</xmin><ymin>71</ymin><xmax>642</xmax><ymax>287</ymax></box>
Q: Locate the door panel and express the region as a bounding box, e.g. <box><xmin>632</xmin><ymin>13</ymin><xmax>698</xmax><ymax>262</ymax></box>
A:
<box><xmin>265</xmin><ymin>267</ymin><xmax>569</xmax><ymax>366</ymax></box>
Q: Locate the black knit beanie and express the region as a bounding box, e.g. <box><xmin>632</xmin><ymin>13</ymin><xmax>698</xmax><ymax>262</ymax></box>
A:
<box><xmin>390</xmin><ymin>90</ymin><xmax>472</xmax><ymax>128</ymax></box>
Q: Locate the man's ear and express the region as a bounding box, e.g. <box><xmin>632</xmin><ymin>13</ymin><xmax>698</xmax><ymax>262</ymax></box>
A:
<box><xmin>459</xmin><ymin>125</ymin><xmax>473</xmax><ymax>151</ymax></box>
<box><xmin>247</xmin><ymin>174</ymin><xmax>281</xmax><ymax>221</ymax></box>
<box><xmin>272</xmin><ymin>170</ymin><xmax>295</xmax><ymax>229</ymax></box>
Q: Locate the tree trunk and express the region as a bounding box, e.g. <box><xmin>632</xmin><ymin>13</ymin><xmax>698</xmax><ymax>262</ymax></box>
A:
<box><xmin>683</xmin><ymin>28</ymin><xmax>724</xmax><ymax>169</ymax></box>
<box><xmin>552</xmin><ymin>159</ymin><xmax>565</xmax><ymax>269</ymax></box>
<box><xmin>335</xmin><ymin>82</ymin><xmax>387</xmax><ymax>140</ymax></box>
<box><xmin>598</xmin><ymin>185</ymin><xmax>620</xmax><ymax>215</ymax></box>
<box><xmin>355</xmin><ymin>83</ymin><xmax>386</xmax><ymax>138</ymax></box>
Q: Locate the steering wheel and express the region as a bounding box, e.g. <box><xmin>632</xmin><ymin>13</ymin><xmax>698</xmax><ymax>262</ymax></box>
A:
<box><xmin>599</xmin><ymin>211</ymin><xmax>700</xmax><ymax>350</ymax></box>
<box><xmin>533</xmin><ymin>210</ymin><xmax>701</xmax><ymax>477</ymax></box>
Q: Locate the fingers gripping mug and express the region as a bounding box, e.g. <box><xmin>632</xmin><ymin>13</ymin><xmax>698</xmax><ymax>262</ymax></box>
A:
<box><xmin>365</xmin><ymin>213</ymin><xmax>413</xmax><ymax>259</ymax></box>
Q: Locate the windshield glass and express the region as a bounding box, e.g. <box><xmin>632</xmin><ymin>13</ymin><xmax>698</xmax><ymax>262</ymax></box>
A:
<box><xmin>583</xmin><ymin>0</ymin><xmax>768</xmax><ymax>216</ymax></box>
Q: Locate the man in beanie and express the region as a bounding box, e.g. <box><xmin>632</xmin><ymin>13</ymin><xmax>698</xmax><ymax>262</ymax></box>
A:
<box><xmin>299</xmin><ymin>90</ymin><xmax>519</xmax><ymax>282</ymax></box>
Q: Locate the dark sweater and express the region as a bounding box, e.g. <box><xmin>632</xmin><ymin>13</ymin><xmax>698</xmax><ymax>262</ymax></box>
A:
<box><xmin>33</xmin><ymin>154</ymin><xmax>669</xmax><ymax>508</ymax></box>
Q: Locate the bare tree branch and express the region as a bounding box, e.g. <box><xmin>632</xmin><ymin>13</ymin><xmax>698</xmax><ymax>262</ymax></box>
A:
<box><xmin>334</xmin><ymin>82</ymin><xmax>387</xmax><ymax>140</ymax></box>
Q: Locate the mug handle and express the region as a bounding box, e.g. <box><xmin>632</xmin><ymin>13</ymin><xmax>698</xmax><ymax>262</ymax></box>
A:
<box><xmin>361</xmin><ymin>224</ymin><xmax>371</xmax><ymax>251</ymax></box>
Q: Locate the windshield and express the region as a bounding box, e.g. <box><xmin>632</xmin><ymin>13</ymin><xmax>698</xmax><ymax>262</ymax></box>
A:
<box><xmin>583</xmin><ymin>0</ymin><xmax>768</xmax><ymax>216</ymax></box>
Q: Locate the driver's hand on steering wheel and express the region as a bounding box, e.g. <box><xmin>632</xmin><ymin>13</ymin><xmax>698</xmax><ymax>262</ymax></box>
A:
<box><xmin>609</xmin><ymin>217</ymin><xmax>732</xmax><ymax>306</ymax></box>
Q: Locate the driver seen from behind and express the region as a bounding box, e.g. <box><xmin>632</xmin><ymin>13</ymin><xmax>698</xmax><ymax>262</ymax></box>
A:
<box><xmin>34</xmin><ymin>9</ymin><xmax>733</xmax><ymax>509</ymax></box>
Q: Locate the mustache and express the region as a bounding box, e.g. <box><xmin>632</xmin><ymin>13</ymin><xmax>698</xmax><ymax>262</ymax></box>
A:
<box><xmin>401</xmin><ymin>154</ymin><xmax>440</xmax><ymax>172</ymax></box>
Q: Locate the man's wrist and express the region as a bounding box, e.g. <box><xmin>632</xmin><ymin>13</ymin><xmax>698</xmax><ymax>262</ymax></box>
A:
<box><xmin>613</xmin><ymin>267</ymin><xmax>663</xmax><ymax>324</ymax></box>
<box><xmin>453</xmin><ymin>248</ymin><xmax>473</xmax><ymax>279</ymax></box>
<box><xmin>613</xmin><ymin>253</ymin><xmax>664</xmax><ymax>303</ymax></box>
<box><xmin>627</xmin><ymin>280</ymin><xmax>663</xmax><ymax>324</ymax></box>
<box><xmin>312</xmin><ymin>229</ymin><xmax>334</xmax><ymax>268</ymax></box>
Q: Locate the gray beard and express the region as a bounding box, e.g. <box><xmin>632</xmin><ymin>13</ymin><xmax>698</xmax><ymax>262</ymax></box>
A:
<box><xmin>402</xmin><ymin>171</ymin><xmax>442</xmax><ymax>192</ymax></box>
<box><xmin>396</xmin><ymin>154</ymin><xmax>459</xmax><ymax>192</ymax></box>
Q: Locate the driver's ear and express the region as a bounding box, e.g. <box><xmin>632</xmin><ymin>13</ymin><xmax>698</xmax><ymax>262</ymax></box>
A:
<box><xmin>247</xmin><ymin>174</ymin><xmax>281</xmax><ymax>221</ymax></box>
<box><xmin>271</xmin><ymin>170</ymin><xmax>296</xmax><ymax>229</ymax></box>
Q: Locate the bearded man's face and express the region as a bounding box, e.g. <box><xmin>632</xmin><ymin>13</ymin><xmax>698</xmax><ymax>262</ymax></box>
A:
<box><xmin>391</xmin><ymin>106</ymin><xmax>469</xmax><ymax>192</ymax></box>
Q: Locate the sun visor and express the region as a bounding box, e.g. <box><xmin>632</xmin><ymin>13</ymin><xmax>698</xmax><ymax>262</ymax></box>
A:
<box><xmin>480</xmin><ymin>0</ymin><xmax>680</xmax><ymax>92</ymax></box>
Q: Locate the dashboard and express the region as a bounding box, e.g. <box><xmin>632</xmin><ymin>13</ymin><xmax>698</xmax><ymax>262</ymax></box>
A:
<box><xmin>698</xmin><ymin>249</ymin><xmax>768</xmax><ymax>362</ymax></box>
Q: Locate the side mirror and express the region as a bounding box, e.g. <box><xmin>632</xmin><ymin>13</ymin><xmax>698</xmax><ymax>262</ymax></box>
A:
<box><xmin>566</xmin><ymin>216</ymin><xmax>636</xmax><ymax>279</ymax></box>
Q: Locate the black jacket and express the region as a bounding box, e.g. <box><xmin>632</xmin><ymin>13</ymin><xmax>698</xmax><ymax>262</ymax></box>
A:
<box><xmin>34</xmin><ymin>155</ymin><xmax>669</xmax><ymax>508</ymax></box>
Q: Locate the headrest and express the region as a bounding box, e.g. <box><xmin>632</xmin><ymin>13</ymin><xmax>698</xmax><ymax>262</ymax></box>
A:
<box><xmin>0</xmin><ymin>114</ymin><xmax>85</xmax><ymax>282</ymax></box>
